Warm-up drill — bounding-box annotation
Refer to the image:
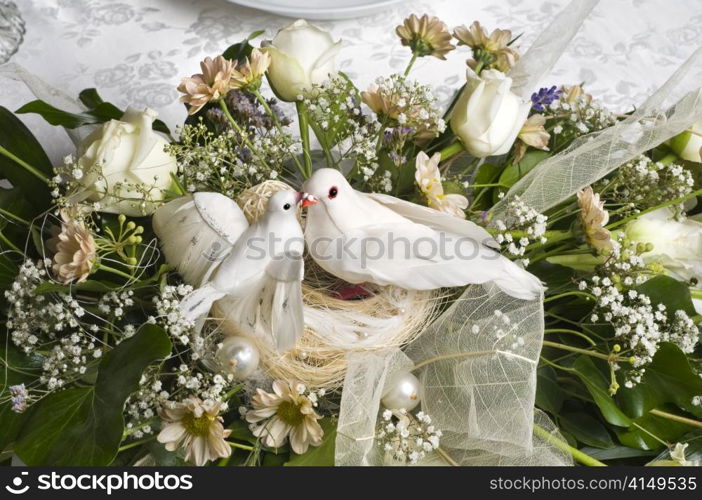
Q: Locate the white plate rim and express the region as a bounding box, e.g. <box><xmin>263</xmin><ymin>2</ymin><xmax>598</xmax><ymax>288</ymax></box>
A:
<box><xmin>227</xmin><ymin>0</ymin><xmax>404</xmax><ymax>17</ymax></box>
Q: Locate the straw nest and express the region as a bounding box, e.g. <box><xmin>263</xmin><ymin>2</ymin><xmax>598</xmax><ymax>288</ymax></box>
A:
<box><xmin>212</xmin><ymin>180</ymin><xmax>442</xmax><ymax>389</ymax></box>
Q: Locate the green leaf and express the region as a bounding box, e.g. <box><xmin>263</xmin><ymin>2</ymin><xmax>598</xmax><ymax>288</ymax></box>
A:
<box><xmin>620</xmin><ymin>343</ymin><xmax>702</xmax><ymax>419</ymax></box>
<box><xmin>17</xmin><ymin>90</ymin><xmax>171</xmax><ymax>136</ymax></box>
<box><xmin>558</xmin><ymin>412</ymin><xmax>615</xmax><ymax>449</ymax></box>
<box><xmin>498</xmin><ymin>150</ymin><xmax>551</xmax><ymax>189</ymax></box>
<box><xmin>636</xmin><ymin>275</ymin><xmax>696</xmax><ymax>318</ymax></box>
<box><xmin>14</xmin><ymin>324</ymin><xmax>171</xmax><ymax>465</ymax></box>
<box><xmin>284</xmin><ymin>418</ymin><xmax>337</xmax><ymax>466</ymax></box>
<box><xmin>616</xmin><ymin>404</ymin><xmax>692</xmax><ymax>450</ymax></box>
<box><xmin>572</xmin><ymin>356</ymin><xmax>632</xmax><ymax>427</ymax></box>
<box><xmin>0</xmin><ymin>106</ymin><xmax>52</xmax><ymax>214</ymax></box>
<box><xmin>222</xmin><ymin>30</ymin><xmax>265</xmax><ymax>62</ymax></box>
<box><xmin>227</xmin><ymin>419</ymin><xmax>257</xmax><ymax>445</ymax></box>
<box><xmin>536</xmin><ymin>366</ymin><xmax>565</xmax><ymax>414</ymax></box>
<box><xmin>0</xmin><ymin>254</ymin><xmax>18</xmax><ymax>292</ymax></box>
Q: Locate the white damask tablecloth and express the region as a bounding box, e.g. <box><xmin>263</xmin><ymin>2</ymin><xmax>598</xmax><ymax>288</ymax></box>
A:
<box><xmin>1</xmin><ymin>0</ymin><xmax>702</xmax><ymax>161</ymax></box>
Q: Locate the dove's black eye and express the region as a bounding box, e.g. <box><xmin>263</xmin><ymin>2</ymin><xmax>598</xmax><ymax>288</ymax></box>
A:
<box><xmin>283</xmin><ymin>203</ymin><xmax>291</xmax><ymax>211</ymax></box>
<box><xmin>328</xmin><ymin>186</ymin><xmax>338</xmax><ymax>199</ymax></box>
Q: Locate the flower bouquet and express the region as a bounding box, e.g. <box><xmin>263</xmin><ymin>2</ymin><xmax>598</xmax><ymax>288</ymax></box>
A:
<box><xmin>2</xmin><ymin>0</ymin><xmax>702</xmax><ymax>467</ymax></box>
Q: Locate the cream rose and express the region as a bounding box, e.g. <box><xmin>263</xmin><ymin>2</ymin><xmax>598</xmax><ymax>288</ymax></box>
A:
<box><xmin>261</xmin><ymin>19</ymin><xmax>341</xmax><ymax>102</ymax></box>
<box><xmin>450</xmin><ymin>69</ymin><xmax>531</xmax><ymax>158</ymax></box>
<box><xmin>77</xmin><ymin>108</ymin><xmax>177</xmax><ymax>216</ymax></box>
<box><xmin>625</xmin><ymin>208</ymin><xmax>702</xmax><ymax>283</ymax></box>
<box><xmin>669</xmin><ymin>120</ymin><xmax>702</xmax><ymax>163</ymax></box>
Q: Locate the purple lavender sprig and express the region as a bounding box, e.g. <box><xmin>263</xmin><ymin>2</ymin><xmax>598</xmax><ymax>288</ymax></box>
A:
<box><xmin>531</xmin><ymin>86</ymin><xmax>562</xmax><ymax>112</ymax></box>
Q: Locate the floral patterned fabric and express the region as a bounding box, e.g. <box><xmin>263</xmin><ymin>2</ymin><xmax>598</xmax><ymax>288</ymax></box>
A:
<box><xmin>2</xmin><ymin>0</ymin><xmax>702</xmax><ymax>160</ymax></box>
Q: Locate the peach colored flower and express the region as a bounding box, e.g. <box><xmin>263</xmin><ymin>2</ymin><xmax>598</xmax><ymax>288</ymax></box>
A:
<box><xmin>230</xmin><ymin>48</ymin><xmax>271</xmax><ymax>91</ymax></box>
<box><xmin>515</xmin><ymin>114</ymin><xmax>551</xmax><ymax>162</ymax></box>
<box><xmin>157</xmin><ymin>397</ymin><xmax>231</xmax><ymax>466</ymax></box>
<box><xmin>577</xmin><ymin>186</ymin><xmax>613</xmax><ymax>252</ymax></box>
<box><xmin>395</xmin><ymin>14</ymin><xmax>454</xmax><ymax>60</ymax></box>
<box><xmin>47</xmin><ymin>209</ymin><xmax>96</xmax><ymax>283</ymax></box>
<box><xmin>453</xmin><ymin>21</ymin><xmax>519</xmax><ymax>72</ymax></box>
<box><xmin>177</xmin><ymin>55</ymin><xmax>235</xmax><ymax>115</ymax></box>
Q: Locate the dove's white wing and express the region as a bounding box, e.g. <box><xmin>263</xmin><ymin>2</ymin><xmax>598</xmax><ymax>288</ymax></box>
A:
<box><xmin>153</xmin><ymin>193</ymin><xmax>248</xmax><ymax>286</ymax></box>
<box><xmin>363</xmin><ymin>192</ymin><xmax>499</xmax><ymax>248</ymax></box>
<box><xmin>260</xmin><ymin>252</ymin><xmax>305</xmax><ymax>350</ymax></box>
<box><xmin>312</xmin><ymin>221</ymin><xmax>543</xmax><ymax>300</ymax></box>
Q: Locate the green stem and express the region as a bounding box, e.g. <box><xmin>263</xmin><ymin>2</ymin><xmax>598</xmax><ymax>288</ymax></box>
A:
<box><xmin>533</xmin><ymin>423</ymin><xmax>606</xmax><ymax>466</ymax></box>
<box><xmin>219</xmin><ymin>99</ymin><xmax>272</xmax><ymax>171</ymax></box>
<box><xmin>439</xmin><ymin>141</ymin><xmax>463</xmax><ymax>161</ymax></box>
<box><xmin>228</xmin><ymin>441</ymin><xmax>255</xmax><ymax>451</ymax></box>
<box><xmin>0</xmin><ymin>207</ymin><xmax>30</xmax><ymax>226</ymax></box>
<box><xmin>542</xmin><ymin>340</ymin><xmax>621</xmax><ymax>362</ymax></box>
<box><xmin>403</xmin><ymin>53</ymin><xmax>418</xmax><ymax>77</ymax></box>
<box><xmin>118</xmin><ymin>436</ymin><xmax>155</xmax><ymax>453</ymax></box>
<box><xmin>253</xmin><ymin>89</ymin><xmax>306</xmax><ymax>175</ymax></box>
<box><xmin>0</xmin><ymin>145</ymin><xmax>50</xmax><ymax>184</ymax></box>
<box><xmin>97</xmin><ymin>263</ymin><xmax>134</xmax><ymax>281</ymax></box>
<box><xmin>649</xmin><ymin>409</ymin><xmax>702</xmax><ymax>428</ymax></box>
<box><xmin>544</xmin><ymin>291</ymin><xmax>596</xmax><ymax>303</ymax></box>
<box><xmin>544</xmin><ymin>329</ymin><xmax>597</xmax><ymax>347</ymax></box>
<box><xmin>690</xmin><ymin>289</ymin><xmax>702</xmax><ymax>300</ymax></box>
<box><xmin>296</xmin><ymin>101</ymin><xmax>313</xmax><ymax>178</ymax></box>
<box><xmin>607</xmin><ymin>188</ymin><xmax>702</xmax><ymax>230</ymax></box>
<box><xmin>0</xmin><ymin>231</ymin><xmax>21</xmax><ymax>253</ymax></box>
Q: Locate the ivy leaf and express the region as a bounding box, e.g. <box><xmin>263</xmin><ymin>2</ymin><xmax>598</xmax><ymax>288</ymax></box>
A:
<box><xmin>284</xmin><ymin>418</ymin><xmax>337</xmax><ymax>466</ymax></box>
<box><xmin>536</xmin><ymin>365</ymin><xmax>565</xmax><ymax>414</ymax></box>
<box><xmin>558</xmin><ymin>412</ymin><xmax>615</xmax><ymax>449</ymax></box>
<box><xmin>0</xmin><ymin>106</ymin><xmax>52</xmax><ymax>214</ymax></box>
<box><xmin>16</xmin><ymin>89</ymin><xmax>171</xmax><ymax>136</ymax></box>
<box><xmin>14</xmin><ymin>324</ymin><xmax>171</xmax><ymax>465</ymax></box>
<box><xmin>572</xmin><ymin>356</ymin><xmax>632</xmax><ymax>427</ymax></box>
<box><xmin>222</xmin><ymin>30</ymin><xmax>265</xmax><ymax>62</ymax></box>
<box><xmin>636</xmin><ymin>275</ymin><xmax>696</xmax><ymax>319</ymax></box>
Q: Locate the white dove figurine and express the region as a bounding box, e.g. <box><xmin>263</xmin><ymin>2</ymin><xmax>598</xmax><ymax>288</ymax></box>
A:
<box><xmin>179</xmin><ymin>190</ymin><xmax>309</xmax><ymax>350</ymax></box>
<box><xmin>301</xmin><ymin>168</ymin><xmax>543</xmax><ymax>300</ymax></box>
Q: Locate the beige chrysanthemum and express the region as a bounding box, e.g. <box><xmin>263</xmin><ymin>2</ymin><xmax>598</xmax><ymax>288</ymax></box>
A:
<box><xmin>246</xmin><ymin>380</ymin><xmax>323</xmax><ymax>455</ymax></box>
<box><xmin>415</xmin><ymin>151</ymin><xmax>468</xmax><ymax>218</ymax></box>
<box><xmin>177</xmin><ymin>55</ymin><xmax>235</xmax><ymax>115</ymax></box>
<box><xmin>453</xmin><ymin>21</ymin><xmax>519</xmax><ymax>72</ymax></box>
<box><xmin>157</xmin><ymin>397</ymin><xmax>231</xmax><ymax>466</ymax></box>
<box><xmin>395</xmin><ymin>14</ymin><xmax>454</xmax><ymax>60</ymax></box>
<box><xmin>230</xmin><ymin>48</ymin><xmax>271</xmax><ymax>91</ymax></box>
<box><xmin>515</xmin><ymin>114</ymin><xmax>550</xmax><ymax>162</ymax></box>
<box><xmin>577</xmin><ymin>186</ymin><xmax>613</xmax><ymax>252</ymax></box>
<box><xmin>361</xmin><ymin>85</ymin><xmax>403</xmax><ymax>121</ymax></box>
<box><xmin>46</xmin><ymin>209</ymin><xmax>96</xmax><ymax>283</ymax></box>
<box><xmin>561</xmin><ymin>84</ymin><xmax>592</xmax><ymax>105</ymax></box>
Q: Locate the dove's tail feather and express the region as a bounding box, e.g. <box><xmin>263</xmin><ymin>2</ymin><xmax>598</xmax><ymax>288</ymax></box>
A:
<box><xmin>179</xmin><ymin>283</ymin><xmax>226</xmax><ymax>322</ymax></box>
<box><xmin>218</xmin><ymin>275</ymin><xmax>304</xmax><ymax>352</ymax></box>
<box><xmin>491</xmin><ymin>258</ymin><xmax>545</xmax><ymax>301</ymax></box>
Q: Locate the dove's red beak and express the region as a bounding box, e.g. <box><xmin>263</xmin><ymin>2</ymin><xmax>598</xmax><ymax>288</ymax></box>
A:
<box><xmin>297</xmin><ymin>192</ymin><xmax>318</xmax><ymax>208</ymax></box>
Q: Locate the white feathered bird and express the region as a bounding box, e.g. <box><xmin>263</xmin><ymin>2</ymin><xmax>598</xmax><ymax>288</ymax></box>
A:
<box><xmin>302</xmin><ymin>168</ymin><xmax>543</xmax><ymax>300</ymax></box>
<box><xmin>156</xmin><ymin>191</ymin><xmax>308</xmax><ymax>350</ymax></box>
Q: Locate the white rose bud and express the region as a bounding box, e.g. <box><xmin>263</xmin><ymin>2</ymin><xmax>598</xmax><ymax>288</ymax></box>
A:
<box><xmin>669</xmin><ymin>119</ymin><xmax>702</xmax><ymax>163</ymax></box>
<box><xmin>77</xmin><ymin>107</ymin><xmax>177</xmax><ymax>216</ymax></box>
<box><xmin>450</xmin><ymin>69</ymin><xmax>531</xmax><ymax>158</ymax></box>
<box><xmin>625</xmin><ymin>207</ymin><xmax>702</xmax><ymax>283</ymax></box>
<box><xmin>262</xmin><ymin>19</ymin><xmax>341</xmax><ymax>102</ymax></box>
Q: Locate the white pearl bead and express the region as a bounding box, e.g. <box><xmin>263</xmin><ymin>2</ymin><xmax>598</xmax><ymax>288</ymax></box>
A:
<box><xmin>381</xmin><ymin>372</ymin><xmax>421</xmax><ymax>411</ymax></box>
<box><xmin>216</xmin><ymin>336</ymin><xmax>260</xmax><ymax>379</ymax></box>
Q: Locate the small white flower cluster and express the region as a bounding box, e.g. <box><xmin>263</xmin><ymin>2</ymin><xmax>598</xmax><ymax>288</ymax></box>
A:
<box><xmin>9</xmin><ymin>384</ymin><xmax>29</xmax><ymax>413</ymax></box>
<box><xmin>167</xmin><ymin>121</ymin><xmax>297</xmax><ymax>199</ymax></box>
<box><xmin>579</xmin><ymin>239</ymin><xmax>699</xmax><ymax>386</ymax></box>
<box><xmin>602</xmin><ymin>155</ymin><xmax>694</xmax><ymax>216</ymax></box>
<box><xmin>4</xmin><ymin>260</ymin><xmax>102</xmax><ymax>392</ymax></box>
<box><xmin>151</xmin><ymin>284</ymin><xmax>197</xmax><ymax>350</ymax></box>
<box><xmin>295</xmin><ymin>383</ymin><xmax>327</xmax><ymax>408</ymax></box>
<box><xmin>545</xmin><ymin>86</ymin><xmax>616</xmax><ymax>143</ymax></box>
<box><xmin>376</xmin><ymin>409</ymin><xmax>442</xmax><ymax>465</ymax></box>
<box><xmin>692</xmin><ymin>395</ymin><xmax>702</xmax><ymax>407</ymax></box>
<box><xmin>492</xmin><ymin>196</ymin><xmax>547</xmax><ymax>266</ymax></box>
